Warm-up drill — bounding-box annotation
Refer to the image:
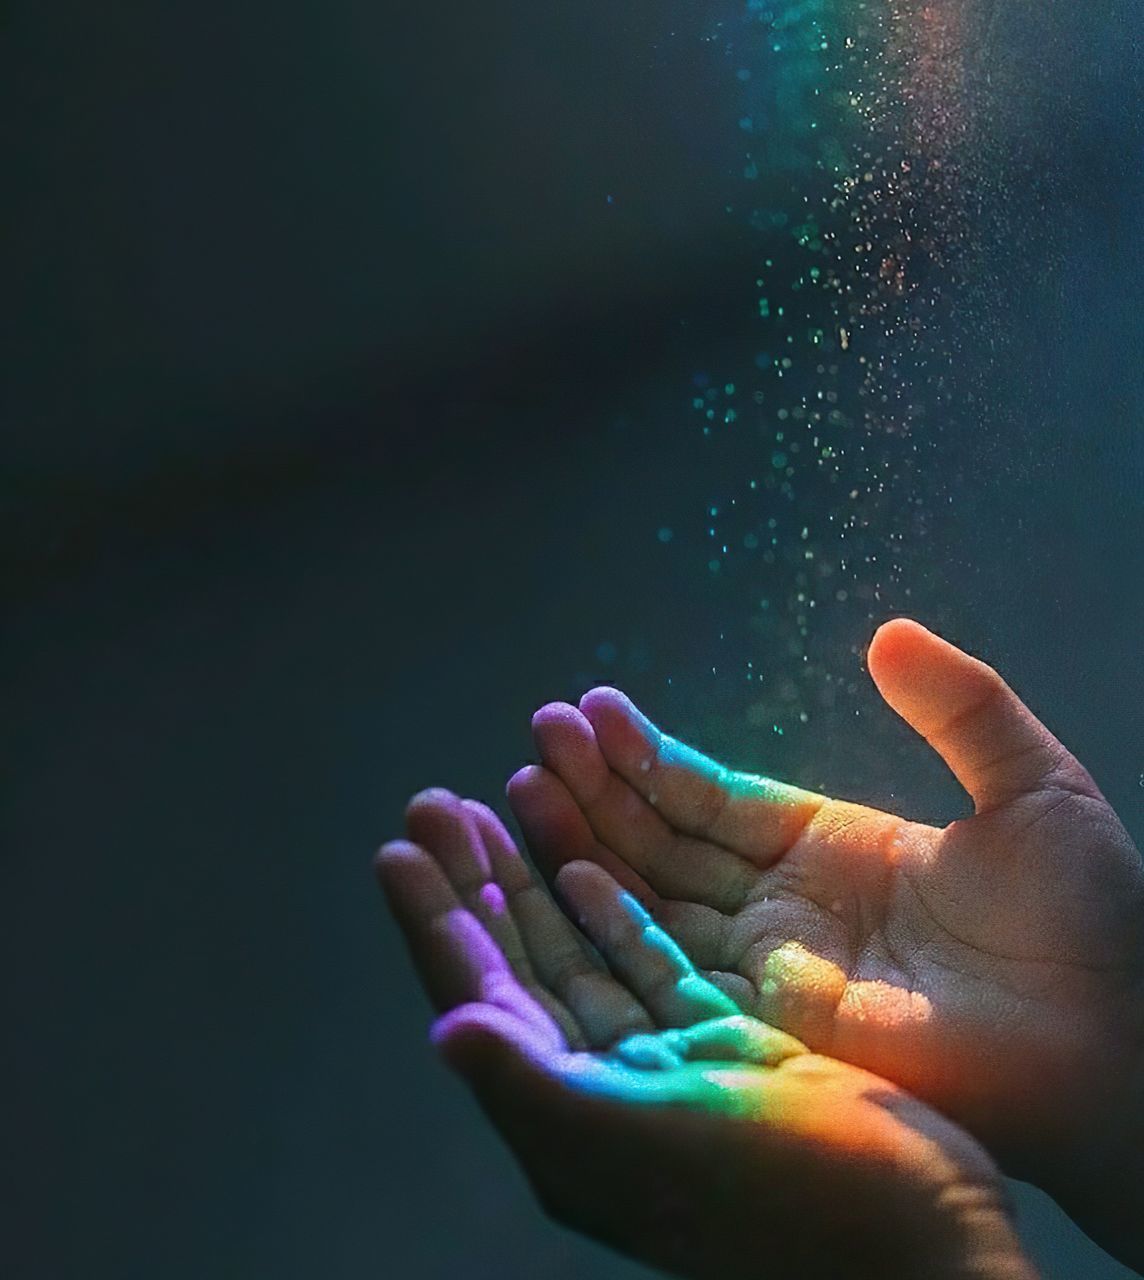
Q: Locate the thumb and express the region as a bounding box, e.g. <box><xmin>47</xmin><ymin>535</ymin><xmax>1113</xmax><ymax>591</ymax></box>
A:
<box><xmin>866</xmin><ymin>618</ymin><xmax>1099</xmax><ymax>812</ymax></box>
<box><xmin>433</xmin><ymin>1002</ymin><xmax>552</xmax><ymax>1082</ymax></box>
<box><xmin>432</xmin><ymin>1004</ymin><xmax>564</xmax><ymax>1141</ymax></box>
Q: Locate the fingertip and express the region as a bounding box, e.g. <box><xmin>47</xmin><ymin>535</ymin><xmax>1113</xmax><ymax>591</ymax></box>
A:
<box><xmin>506</xmin><ymin>765</ymin><xmax>534</xmax><ymax>794</ymax></box>
<box><xmin>506</xmin><ymin>766</ymin><xmax>579</xmax><ymax>839</ymax></box>
<box><xmin>507</xmin><ymin>763</ymin><xmax>656</xmax><ymax>902</ymax></box>
<box><xmin>405</xmin><ymin>786</ymin><xmax>461</xmax><ymax>821</ymax></box>
<box><xmin>530</xmin><ymin>701</ymin><xmax>585</xmax><ymax>734</ymax></box>
<box><xmin>553</xmin><ymin>858</ymin><xmax>656</xmax><ymax>928</ymax></box>
<box><xmin>554</xmin><ymin>856</ymin><xmax>599</xmax><ymax>879</ymax></box>
<box><xmin>373</xmin><ymin>839</ymin><xmax>441</xmax><ymax>901</ymax></box>
<box><xmin>373</xmin><ymin>838</ymin><xmax>456</xmax><ymax>908</ymax></box>
<box><xmin>405</xmin><ymin>787</ymin><xmax>478</xmax><ymax>854</ymax></box>
<box><xmin>867</xmin><ymin>617</ymin><xmax>933</xmax><ymax>677</ymax></box>
<box><xmin>867</xmin><ymin>617</ymin><xmax>996</xmax><ymax>705</ymax></box>
<box><xmin>511</xmin><ymin>755</ymin><xmax>585</xmax><ymax>803</ymax></box>
<box><xmin>374</xmin><ymin>842</ymin><xmax>415</xmax><ymax>898</ymax></box>
<box><xmin>579</xmin><ymin>686</ymin><xmax>646</xmax><ymax>736</ymax></box>
<box><xmin>578</xmin><ymin>685</ymin><xmax>629</xmax><ymax>717</ymax></box>
<box><xmin>506</xmin><ymin>763</ymin><xmax>551</xmax><ymax>804</ymax></box>
<box><xmin>461</xmin><ymin>796</ymin><xmax>498</xmax><ymax>825</ymax></box>
<box><xmin>578</xmin><ymin>687</ymin><xmax>660</xmax><ymax>771</ymax></box>
<box><xmin>866</xmin><ymin>619</ymin><xmax>987</xmax><ymax>715</ymax></box>
<box><xmin>373</xmin><ymin>838</ymin><xmax>422</xmax><ymax>877</ymax></box>
<box><xmin>464</xmin><ymin>799</ymin><xmax>522</xmax><ymax>867</ymax></box>
<box><xmin>552</xmin><ymin>859</ymin><xmax>597</xmax><ymax>912</ymax></box>
<box><xmin>530</xmin><ymin>703</ymin><xmax>601</xmax><ymax>772</ymax></box>
<box><xmin>554</xmin><ymin>858</ymin><xmax>617</xmax><ymax>897</ymax></box>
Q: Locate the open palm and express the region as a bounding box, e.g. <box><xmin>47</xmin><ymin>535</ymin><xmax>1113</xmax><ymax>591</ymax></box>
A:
<box><xmin>377</xmin><ymin>787</ymin><xmax>1032</xmax><ymax>1280</ymax></box>
<box><xmin>509</xmin><ymin>619</ymin><xmax>1144</xmax><ymax>1197</ymax></box>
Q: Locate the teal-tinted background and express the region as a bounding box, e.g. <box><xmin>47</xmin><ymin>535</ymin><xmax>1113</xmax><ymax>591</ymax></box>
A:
<box><xmin>4</xmin><ymin>2</ymin><xmax>1143</xmax><ymax>1276</ymax></box>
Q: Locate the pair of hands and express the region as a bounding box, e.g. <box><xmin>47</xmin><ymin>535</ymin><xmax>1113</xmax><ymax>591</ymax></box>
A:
<box><xmin>378</xmin><ymin>619</ymin><xmax>1144</xmax><ymax>1279</ymax></box>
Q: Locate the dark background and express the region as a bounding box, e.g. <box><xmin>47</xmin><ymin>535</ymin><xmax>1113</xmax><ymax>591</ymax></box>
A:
<box><xmin>4</xmin><ymin>2</ymin><xmax>1143</xmax><ymax>1277</ymax></box>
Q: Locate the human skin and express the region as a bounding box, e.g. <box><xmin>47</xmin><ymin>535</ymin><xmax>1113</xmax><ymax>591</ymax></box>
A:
<box><xmin>509</xmin><ymin>619</ymin><xmax>1144</xmax><ymax>1270</ymax></box>
<box><xmin>377</xmin><ymin>789</ymin><xmax>1038</xmax><ymax>1280</ymax></box>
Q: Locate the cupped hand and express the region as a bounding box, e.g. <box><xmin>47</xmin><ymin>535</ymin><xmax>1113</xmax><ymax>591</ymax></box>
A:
<box><xmin>508</xmin><ymin>619</ymin><xmax>1144</xmax><ymax>1209</ymax></box>
<box><xmin>376</xmin><ymin>788</ymin><xmax>1035</xmax><ymax>1280</ymax></box>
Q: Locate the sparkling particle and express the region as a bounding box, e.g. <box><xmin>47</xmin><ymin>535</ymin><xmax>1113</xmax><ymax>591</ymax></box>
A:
<box><xmin>663</xmin><ymin>0</ymin><xmax>981</xmax><ymax>731</ymax></box>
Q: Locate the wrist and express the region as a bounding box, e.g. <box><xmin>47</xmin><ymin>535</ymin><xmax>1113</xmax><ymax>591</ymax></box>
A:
<box><xmin>837</xmin><ymin>1176</ymin><xmax>1038</xmax><ymax>1280</ymax></box>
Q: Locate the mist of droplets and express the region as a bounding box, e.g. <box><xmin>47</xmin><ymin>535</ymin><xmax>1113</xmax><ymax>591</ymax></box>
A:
<box><xmin>667</xmin><ymin>0</ymin><xmax>994</xmax><ymax>749</ymax></box>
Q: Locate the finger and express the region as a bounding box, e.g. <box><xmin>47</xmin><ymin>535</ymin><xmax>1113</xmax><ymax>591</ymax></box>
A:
<box><xmin>508</xmin><ymin>763</ymin><xmax>656</xmax><ymax>903</ymax></box>
<box><xmin>529</xmin><ymin>705</ymin><xmax>758</xmax><ymax>909</ymax></box>
<box><xmin>405</xmin><ymin>788</ymin><xmax>490</xmax><ymax>896</ymax></box>
<box><xmin>376</xmin><ymin>839</ymin><xmax>469</xmax><ymax>1010</ymax></box>
<box><xmin>465</xmin><ymin>798</ymin><xmax>655</xmax><ymax>1048</ymax></box>
<box><xmin>578</xmin><ymin>688</ymin><xmax>824</xmax><ymax>868</ymax></box>
<box><xmin>431</xmin><ymin>1001</ymin><xmax>570</xmax><ymax>1154</ymax></box>
<box><xmin>406</xmin><ymin>790</ymin><xmax>524</xmax><ymax>960</ymax></box>
<box><xmin>555</xmin><ymin>860</ymin><xmax>740</xmax><ymax>1028</ymax></box>
<box><xmin>667</xmin><ymin>1015</ymin><xmax>807</xmax><ymax>1067</ymax></box>
<box><xmin>432</xmin><ymin>1001</ymin><xmax>561</xmax><ymax>1079</ymax></box>
<box><xmin>610</xmin><ymin>1015</ymin><xmax>805</xmax><ymax>1070</ymax></box>
<box><xmin>651</xmin><ymin>897</ymin><xmax>737</xmax><ymax>972</ymax></box>
<box><xmin>436</xmin><ymin>1003</ymin><xmax>763</xmax><ymax>1125</ymax></box>
<box><xmin>433</xmin><ymin>1004</ymin><xmax>714</xmax><ymax>1126</ymax></box>
<box><xmin>866</xmin><ymin>618</ymin><xmax>1101</xmax><ymax>812</ymax></box>
<box><xmin>694</xmin><ymin>968</ymin><xmax>757</xmax><ymax>1011</ymax></box>
<box><xmin>507</xmin><ymin>765</ymin><xmax>734</xmax><ymax>971</ymax></box>
<box><xmin>375</xmin><ymin>841</ymin><xmax>562</xmax><ymax>1046</ymax></box>
<box><xmin>406</xmin><ymin>791</ymin><xmax>592</xmax><ymax>1045</ymax></box>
